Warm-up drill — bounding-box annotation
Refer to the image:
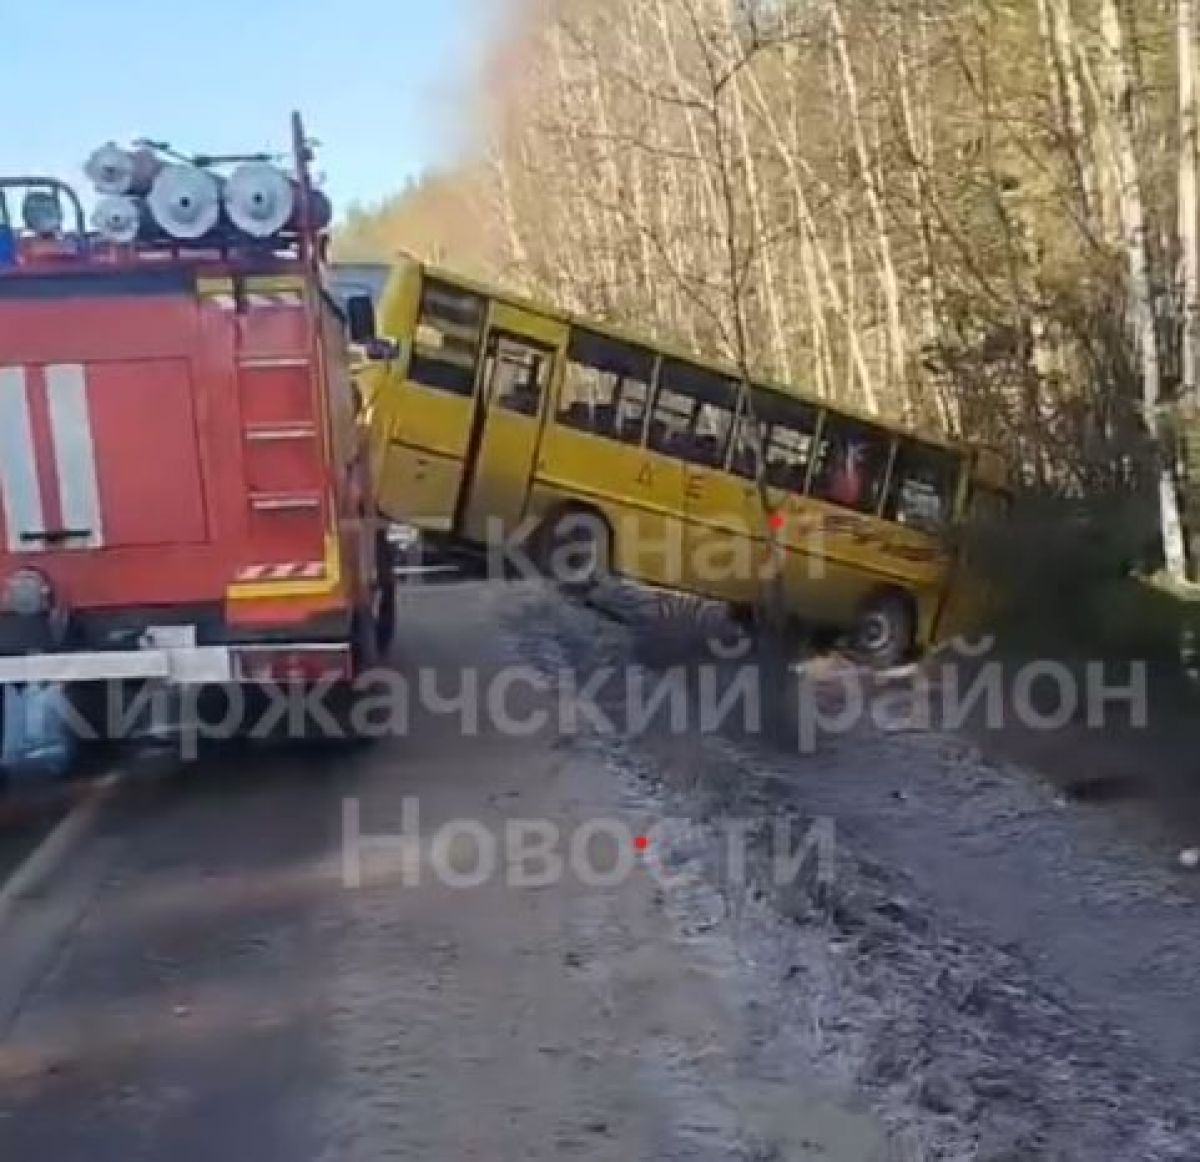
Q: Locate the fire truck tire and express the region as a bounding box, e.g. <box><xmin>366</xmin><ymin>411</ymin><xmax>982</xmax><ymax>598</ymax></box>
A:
<box><xmin>374</xmin><ymin>531</ymin><xmax>397</xmax><ymax>656</ymax></box>
<box><xmin>323</xmin><ymin>682</ymin><xmax>375</xmax><ymax>748</ymax></box>
<box><xmin>535</xmin><ymin>506</ymin><xmax>612</xmax><ymax>595</ymax></box>
<box><xmin>314</xmin><ymin>611</ymin><xmax>384</xmax><ymax>748</ymax></box>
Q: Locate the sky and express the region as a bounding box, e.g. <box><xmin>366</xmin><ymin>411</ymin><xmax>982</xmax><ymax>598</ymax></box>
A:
<box><xmin>0</xmin><ymin>0</ymin><xmax>504</xmax><ymax>220</ymax></box>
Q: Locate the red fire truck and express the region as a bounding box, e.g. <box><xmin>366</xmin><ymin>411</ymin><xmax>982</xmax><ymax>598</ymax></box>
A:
<box><xmin>0</xmin><ymin>115</ymin><xmax>393</xmax><ymax>749</ymax></box>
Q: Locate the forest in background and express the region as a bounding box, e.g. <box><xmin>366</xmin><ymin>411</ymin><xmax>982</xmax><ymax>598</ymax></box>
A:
<box><xmin>337</xmin><ymin>0</ymin><xmax>1200</xmax><ymax>585</ymax></box>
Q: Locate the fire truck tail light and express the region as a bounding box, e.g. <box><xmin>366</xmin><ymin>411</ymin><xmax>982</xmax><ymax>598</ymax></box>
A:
<box><xmin>231</xmin><ymin>646</ymin><xmax>352</xmax><ymax>684</ymax></box>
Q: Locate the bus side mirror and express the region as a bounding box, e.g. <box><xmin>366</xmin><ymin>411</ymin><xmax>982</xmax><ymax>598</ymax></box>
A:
<box><xmin>346</xmin><ymin>294</ymin><xmax>377</xmax><ymax>344</ymax></box>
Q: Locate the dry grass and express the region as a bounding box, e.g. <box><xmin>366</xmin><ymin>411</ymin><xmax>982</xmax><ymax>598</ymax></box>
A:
<box><xmin>963</xmin><ymin>491</ymin><xmax>1200</xmax><ymax>667</ymax></box>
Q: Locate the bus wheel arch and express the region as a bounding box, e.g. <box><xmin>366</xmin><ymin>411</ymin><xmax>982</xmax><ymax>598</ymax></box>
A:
<box><xmin>849</xmin><ymin>585</ymin><xmax>917</xmax><ymax>669</ymax></box>
<box><xmin>534</xmin><ymin>503</ymin><xmax>614</xmax><ymax>593</ymax></box>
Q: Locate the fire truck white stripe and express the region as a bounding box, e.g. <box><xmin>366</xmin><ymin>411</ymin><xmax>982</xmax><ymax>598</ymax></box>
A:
<box><xmin>45</xmin><ymin>364</ymin><xmax>105</xmax><ymax>548</ymax></box>
<box><xmin>0</xmin><ymin>367</ymin><xmax>44</xmax><ymax>552</ymax></box>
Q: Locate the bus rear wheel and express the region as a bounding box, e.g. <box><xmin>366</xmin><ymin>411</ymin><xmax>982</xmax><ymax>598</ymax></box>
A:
<box><xmin>536</xmin><ymin>507</ymin><xmax>611</xmax><ymax>595</ymax></box>
<box><xmin>849</xmin><ymin>592</ymin><xmax>915</xmax><ymax>670</ymax></box>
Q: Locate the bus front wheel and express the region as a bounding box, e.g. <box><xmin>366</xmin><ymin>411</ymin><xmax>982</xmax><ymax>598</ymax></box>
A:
<box><xmin>536</xmin><ymin>507</ymin><xmax>612</xmax><ymax>595</ymax></box>
<box><xmin>849</xmin><ymin>591</ymin><xmax>915</xmax><ymax>670</ymax></box>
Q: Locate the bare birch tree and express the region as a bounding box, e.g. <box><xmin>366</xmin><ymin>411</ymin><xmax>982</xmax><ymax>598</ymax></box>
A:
<box><xmin>339</xmin><ymin>0</ymin><xmax>1200</xmax><ymax>582</ymax></box>
<box><xmin>1099</xmin><ymin>0</ymin><xmax>1188</xmax><ymax>579</ymax></box>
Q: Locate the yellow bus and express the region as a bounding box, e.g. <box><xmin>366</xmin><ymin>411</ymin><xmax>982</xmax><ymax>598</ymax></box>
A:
<box><xmin>348</xmin><ymin>259</ymin><xmax>1008</xmax><ymax>666</ymax></box>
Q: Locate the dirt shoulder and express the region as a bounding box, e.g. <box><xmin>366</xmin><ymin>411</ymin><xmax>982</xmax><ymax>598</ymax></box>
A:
<box><xmin>947</xmin><ymin>646</ymin><xmax>1200</xmax><ymax>860</ymax></box>
<box><xmin>513</xmin><ymin>584</ymin><xmax>1200</xmax><ymax>1161</ymax></box>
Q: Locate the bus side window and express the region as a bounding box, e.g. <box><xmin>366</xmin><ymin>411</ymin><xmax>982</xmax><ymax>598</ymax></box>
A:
<box><xmin>729</xmin><ymin>413</ymin><xmax>765</xmax><ymax>480</ymax></box>
<box><xmin>617</xmin><ymin>379</ymin><xmax>649</xmax><ymax>441</ymax></box>
<box><xmin>651</xmin><ymin>359</ymin><xmax>736</xmax><ymax>468</ymax></box>
<box><xmin>762</xmin><ymin>395</ymin><xmax>819</xmax><ymax>493</ymax></box>
<box><xmin>407</xmin><ymin>278</ymin><xmax>486</xmax><ymax>397</ymax></box>
<box><xmin>884</xmin><ymin>440</ymin><xmax>961</xmax><ymax>533</ymax></box>
<box><xmin>693</xmin><ymin>402</ymin><xmax>734</xmax><ymax>468</ymax></box>
<box><xmin>810</xmin><ymin>417</ymin><xmax>892</xmax><ymax>515</ymax></box>
<box><xmin>557</xmin><ymin>329</ymin><xmax>653</xmax><ymax>446</ymax></box>
<box><xmin>648</xmin><ymin>386</ymin><xmax>696</xmax><ymax>457</ymax></box>
<box><xmin>559</xmin><ymin>361</ymin><xmax>611</xmax><ymax>432</ymax></box>
<box><xmin>490</xmin><ymin>336</ymin><xmax>547</xmax><ymax>417</ymax></box>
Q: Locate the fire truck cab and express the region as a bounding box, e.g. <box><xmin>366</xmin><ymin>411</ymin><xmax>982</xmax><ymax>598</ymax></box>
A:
<box><xmin>0</xmin><ymin>115</ymin><xmax>394</xmax><ymax>748</ymax></box>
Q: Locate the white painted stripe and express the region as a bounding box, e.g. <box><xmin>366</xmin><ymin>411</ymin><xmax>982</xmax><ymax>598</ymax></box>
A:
<box><xmin>239</xmin><ymin>356</ymin><xmax>310</xmax><ymax>370</ymax></box>
<box><xmin>245</xmin><ymin>424</ymin><xmax>316</xmax><ymax>441</ymax></box>
<box><xmin>0</xmin><ymin>651</ymin><xmax>169</xmax><ymax>682</ymax></box>
<box><xmin>237</xmin><ymin>562</ymin><xmax>323</xmax><ymax>580</ymax></box>
<box><xmin>250</xmin><ymin>495</ymin><xmax>321</xmax><ymax>511</ymax></box>
<box><xmin>0</xmin><ymin>367</ymin><xmax>44</xmax><ymax>552</ymax></box>
<box><xmin>45</xmin><ymin>364</ymin><xmax>104</xmax><ymax>549</ymax></box>
<box><xmin>0</xmin><ymin>646</ymin><xmax>233</xmax><ymax>684</ymax></box>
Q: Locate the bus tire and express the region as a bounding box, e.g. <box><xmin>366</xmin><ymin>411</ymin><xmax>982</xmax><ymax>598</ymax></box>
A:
<box><xmin>849</xmin><ymin>590</ymin><xmax>915</xmax><ymax>670</ymax></box>
<box><xmin>536</xmin><ymin>507</ymin><xmax>612</xmax><ymax>595</ymax></box>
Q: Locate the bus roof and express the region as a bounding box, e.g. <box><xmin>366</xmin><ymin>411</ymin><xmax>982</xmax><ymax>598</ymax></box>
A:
<box><xmin>389</xmin><ymin>254</ymin><xmax>979</xmax><ymax>458</ymax></box>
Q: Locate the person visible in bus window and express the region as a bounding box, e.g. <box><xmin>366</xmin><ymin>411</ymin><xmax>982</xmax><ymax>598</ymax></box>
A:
<box><xmin>827</xmin><ymin>438</ymin><xmax>866</xmax><ymax>508</ymax></box>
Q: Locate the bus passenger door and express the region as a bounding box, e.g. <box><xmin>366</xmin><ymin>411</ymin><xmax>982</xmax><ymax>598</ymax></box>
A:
<box><xmin>376</xmin><ymin>269</ymin><xmax>484</xmax><ymax>535</ymax></box>
<box><xmin>459</xmin><ymin>303</ymin><xmax>567</xmax><ymax>546</ymax></box>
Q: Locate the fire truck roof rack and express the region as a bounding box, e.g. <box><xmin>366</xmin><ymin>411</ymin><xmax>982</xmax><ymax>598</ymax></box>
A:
<box><xmin>0</xmin><ymin>112</ymin><xmax>331</xmax><ymax>272</ymax></box>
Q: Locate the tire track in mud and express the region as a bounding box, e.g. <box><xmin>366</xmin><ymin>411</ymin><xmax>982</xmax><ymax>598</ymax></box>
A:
<box><xmin>503</xmin><ymin>582</ymin><xmax>1200</xmax><ymax>1162</ymax></box>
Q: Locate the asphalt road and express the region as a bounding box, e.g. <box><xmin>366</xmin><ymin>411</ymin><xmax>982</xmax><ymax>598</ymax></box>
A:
<box><xmin>6</xmin><ymin>580</ymin><xmax>1200</xmax><ymax>1160</ymax></box>
<box><xmin>0</xmin><ymin>584</ymin><xmax>886</xmax><ymax>1162</ymax></box>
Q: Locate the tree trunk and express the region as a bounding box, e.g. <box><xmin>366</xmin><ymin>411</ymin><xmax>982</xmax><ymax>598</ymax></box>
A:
<box><xmin>828</xmin><ymin>0</ymin><xmax>907</xmax><ymax>407</ymax></box>
<box><xmin>1101</xmin><ymin>0</ymin><xmax>1189</xmax><ymax>580</ymax></box>
<box><xmin>1180</xmin><ymin>0</ymin><xmax>1200</xmax><ymax>408</ymax></box>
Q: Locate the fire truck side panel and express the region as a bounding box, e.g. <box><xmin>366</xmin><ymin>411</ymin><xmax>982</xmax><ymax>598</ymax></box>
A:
<box><xmin>0</xmin><ymin>266</ymin><xmax>364</xmax><ymax>663</ymax></box>
<box><xmin>0</xmin><ymin>277</ymin><xmax>230</xmax><ymax>610</ymax></box>
<box><xmin>82</xmin><ymin>358</ymin><xmax>209</xmax><ymax>547</ymax></box>
<box><xmin>320</xmin><ymin>293</ymin><xmax>375</xmax><ymax>610</ymax></box>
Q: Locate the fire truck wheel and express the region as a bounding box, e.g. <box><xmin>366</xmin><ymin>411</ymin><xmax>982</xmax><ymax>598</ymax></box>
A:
<box><xmin>536</xmin><ymin>506</ymin><xmax>612</xmax><ymax>595</ymax></box>
<box><xmin>373</xmin><ymin>532</ymin><xmax>397</xmax><ymax>656</ymax></box>
<box><xmin>849</xmin><ymin>590</ymin><xmax>915</xmax><ymax>670</ymax></box>
<box><xmin>323</xmin><ymin>681</ymin><xmax>374</xmax><ymax>748</ymax></box>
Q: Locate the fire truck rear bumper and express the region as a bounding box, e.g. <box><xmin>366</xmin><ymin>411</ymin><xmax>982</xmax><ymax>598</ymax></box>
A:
<box><xmin>0</xmin><ymin>648</ymin><xmax>232</xmax><ymax>685</ymax></box>
<box><xmin>0</xmin><ymin>643</ymin><xmax>354</xmax><ymax>685</ymax></box>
